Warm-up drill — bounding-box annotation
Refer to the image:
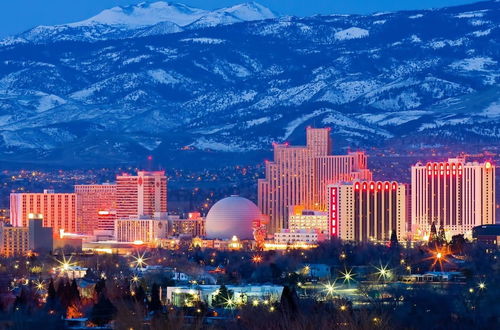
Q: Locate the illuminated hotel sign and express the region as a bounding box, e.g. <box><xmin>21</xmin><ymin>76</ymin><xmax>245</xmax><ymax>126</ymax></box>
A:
<box><xmin>328</xmin><ymin>186</ymin><xmax>338</xmax><ymax>237</ymax></box>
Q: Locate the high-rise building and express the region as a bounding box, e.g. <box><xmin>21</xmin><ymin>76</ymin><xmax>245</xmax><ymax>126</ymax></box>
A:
<box><xmin>10</xmin><ymin>190</ymin><xmax>77</xmax><ymax>234</ymax></box>
<box><xmin>328</xmin><ymin>181</ymin><xmax>406</xmax><ymax>242</ymax></box>
<box><xmin>411</xmin><ymin>158</ymin><xmax>495</xmax><ymax>238</ymax></box>
<box><xmin>116</xmin><ymin>171</ymin><xmax>167</xmax><ymax>219</ymax></box>
<box><xmin>258</xmin><ymin>127</ymin><xmax>372</xmax><ymax>233</ymax></box>
<box><xmin>75</xmin><ymin>184</ymin><xmax>116</xmax><ymax>235</ymax></box>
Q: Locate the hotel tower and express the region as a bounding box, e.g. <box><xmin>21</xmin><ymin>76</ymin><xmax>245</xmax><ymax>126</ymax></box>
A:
<box><xmin>328</xmin><ymin>181</ymin><xmax>406</xmax><ymax>242</ymax></box>
<box><xmin>411</xmin><ymin>157</ymin><xmax>495</xmax><ymax>237</ymax></box>
<box><xmin>116</xmin><ymin>171</ymin><xmax>167</xmax><ymax>219</ymax></box>
<box><xmin>258</xmin><ymin>127</ymin><xmax>372</xmax><ymax>234</ymax></box>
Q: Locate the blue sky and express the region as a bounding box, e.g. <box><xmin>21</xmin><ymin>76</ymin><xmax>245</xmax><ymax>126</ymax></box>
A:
<box><xmin>0</xmin><ymin>0</ymin><xmax>479</xmax><ymax>37</ymax></box>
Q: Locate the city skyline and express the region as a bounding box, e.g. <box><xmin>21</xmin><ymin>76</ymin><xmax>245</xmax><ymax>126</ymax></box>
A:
<box><xmin>0</xmin><ymin>1</ymin><xmax>498</xmax><ymax>328</ymax></box>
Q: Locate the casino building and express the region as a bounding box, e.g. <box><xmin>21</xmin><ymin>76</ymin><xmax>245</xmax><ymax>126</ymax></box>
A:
<box><xmin>411</xmin><ymin>158</ymin><xmax>495</xmax><ymax>238</ymax></box>
<box><xmin>327</xmin><ymin>181</ymin><xmax>406</xmax><ymax>243</ymax></box>
<box><xmin>258</xmin><ymin>127</ymin><xmax>372</xmax><ymax>234</ymax></box>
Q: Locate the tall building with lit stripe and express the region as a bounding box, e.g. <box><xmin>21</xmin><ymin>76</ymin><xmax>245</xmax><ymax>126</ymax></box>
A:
<box><xmin>258</xmin><ymin>127</ymin><xmax>372</xmax><ymax>234</ymax></box>
<box><xmin>75</xmin><ymin>184</ymin><xmax>116</xmax><ymax>235</ymax></box>
<box><xmin>411</xmin><ymin>158</ymin><xmax>495</xmax><ymax>237</ymax></box>
<box><xmin>10</xmin><ymin>190</ymin><xmax>77</xmax><ymax>234</ymax></box>
<box><xmin>328</xmin><ymin>181</ymin><xmax>406</xmax><ymax>242</ymax></box>
<box><xmin>116</xmin><ymin>171</ymin><xmax>167</xmax><ymax>219</ymax></box>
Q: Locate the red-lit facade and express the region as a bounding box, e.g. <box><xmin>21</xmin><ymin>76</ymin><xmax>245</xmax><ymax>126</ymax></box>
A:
<box><xmin>75</xmin><ymin>184</ymin><xmax>116</xmax><ymax>235</ymax></box>
<box><xmin>328</xmin><ymin>181</ymin><xmax>406</xmax><ymax>242</ymax></box>
<box><xmin>10</xmin><ymin>191</ymin><xmax>77</xmax><ymax>235</ymax></box>
<box><xmin>116</xmin><ymin>171</ymin><xmax>167</xmax><ymax>219</ymax></box>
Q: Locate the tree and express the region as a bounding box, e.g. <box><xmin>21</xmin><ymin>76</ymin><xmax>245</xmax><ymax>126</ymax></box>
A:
<box><xmin>47</xmin><ymin>279</ymin><xmax>57</xmax><ymax>304</ymax></box>
<box><xmin>148</xmin><ymin>283</ymin><xmax>162</xmax><ymax>313</ymax></box>
<box><xmin>90</xmin><ymin>293</ymin><xmax>116</xmax><ymax>326</ymax></box>
<box><xmin>438</xmin><ymin>225</ymin><xmax>447</xmax><ymax>245</ymax></box>
<box><xmin>134</xmin><ymin>285</ymin><xmax>147</xmax><ymax>306</ymax></box>
<box><xmin>390</xmin><ymin>229</ymin><xmax>399</xmax><ymax>249</ymax></box>
<box><xmin>94</xmin><ymin>279</ymin><xmax>106</xmax><ymax>297</ymax></box>
<box><xmin>428</xmin><ymin>222</ymin><xmax>438</xmax><ymax>246</ymax></box>
<box><xmin>70</xmin><ymin>279</ymin><xmax>81</xmax><ymax>304</ymax></box>
<box><xmin>450</xmin><ymin>234</ymin><xmax>466</xmax><ymax>255</ymax></box>
<box><xmin>212</xmin><ymin>284</ymin><xmax>233</xmax><ymax>308</ymax></box>
<box><xmin>280</xmin><ymin>285</ymin><xmax>298</xmax><ymax>316</ymax></box>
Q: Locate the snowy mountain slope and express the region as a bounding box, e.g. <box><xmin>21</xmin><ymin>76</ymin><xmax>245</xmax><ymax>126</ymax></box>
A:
<box><xmin>0</xmin><ymin>1</ymin><xmax>499</xmax><ymax>165</ymax></box>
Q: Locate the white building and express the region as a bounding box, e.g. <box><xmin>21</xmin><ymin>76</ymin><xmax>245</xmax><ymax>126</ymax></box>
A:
<box><xmin>114</xmin><ymin>212</ymin><xmax>168</xmax><ymax>244</ymax></box>
<box><xmin>411</xmin><ymin>158</ymin><xmax>495</xmax><ymax>238</ymax></box>
<box><xmin>288</xmin><ymin>207</ymin><xmax>329</xmax><ymax>234</ymax></box>
<box><xmin>274</xmin><ymin>229</ymin><xmax>324</xmax><ymax>244</ymax></box>
<box><xmin>166</xmin><ymin>284</ymin><xmax>284</xmax><ymax>307</ymax></box>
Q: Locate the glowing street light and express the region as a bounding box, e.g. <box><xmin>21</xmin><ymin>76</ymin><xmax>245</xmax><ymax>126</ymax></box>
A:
<box><xmin>478</xmin><ymin>282</ymin><xmax>486</xmax><ymax>290</ymax></box>
<box><xmin>132</xmin><ymin>251</ymin><xmax>149</xmax><ymax>268</ymax></box>
<box><xmin>224</xmin><ymin>297</ymin><xmax>235</xmax><ymax>309</ymax></box>
<box><xmin>34</xmin><ymin>280</ymin><xmax>45</xmax><ymax>292</ymax></box>
<box><xmin>252</xmin><ymin>255</ymin><xmax>263</xmax><ymax>264</ymax></box>
<box><xmin>323</xmin><ymin>280</ymin><xmax>338</xmax><ymax>297</ymax></box>
<box><xmin>340</xmin><ymin>268</ymin><xmax>355</xmax><ymax>284</ymax></box>
<box><xmin>56</xmin><ymin>255</ymin><xmax>76</xmax><ymax>271</ymax></box>
<box><xmin>375</xmin><ymin>264</ymin><xmax>391</xmax><ymax>281</ymax></box>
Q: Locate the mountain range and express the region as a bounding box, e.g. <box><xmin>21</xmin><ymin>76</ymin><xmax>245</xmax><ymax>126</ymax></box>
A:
<box><xmin>0</xmin><ymin>1</ymin><xmax>499</xmax><ymax>167</ymax></box>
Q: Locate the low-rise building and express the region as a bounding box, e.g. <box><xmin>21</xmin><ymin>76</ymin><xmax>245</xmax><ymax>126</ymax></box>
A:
<box><xmin>472</xmin><ymin>224</ymin><xmax>500</xmax><ymax>247</ymax></box>
<box><xmin>171</xmin><ymin>212</ymin><xmax>206</xmax><ymax>237</ymax></box>
<box><xmin>0</xmin><ymin>214</ymin><xmax>53</xmax><ymax>256</ymax></box>
<box><xmin>274</xmin><ymin>229</ymin><xmax>325</xmax><ymax>245</ymax></box>
<box><xmin>288</xmin><ymin>206</ymin><xmax>329</xmax><ymax>234</ymax></box>
<box><xmin>166</xmin><ymin>284</ymin><xmax>284</xmax><ymax>307</ymax></box>
<box><xmin>115</xmin><ymin>212</ymin><xmax>169</xmax><ymax>245</ymax></box>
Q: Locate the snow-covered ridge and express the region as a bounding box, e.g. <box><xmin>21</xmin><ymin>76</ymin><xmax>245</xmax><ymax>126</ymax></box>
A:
<box><xmin>11</xmin><ymin>2</ymin><xmax>277</xmax><ymax>44</ymax></box>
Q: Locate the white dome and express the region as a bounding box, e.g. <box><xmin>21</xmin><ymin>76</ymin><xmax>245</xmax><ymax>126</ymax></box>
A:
<box><xmin>205</xmin><ymin>195</ymin><xmax>261</xmax><ymax>240</ymax></box>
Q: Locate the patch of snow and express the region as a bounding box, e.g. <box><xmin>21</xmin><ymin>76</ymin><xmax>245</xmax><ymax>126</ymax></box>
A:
<box><xmin>245</xmin><ymin>117</ymin><xmax>271</xmax><ymax>127</ymax></box>
<box><xmin>148</xmin><ymin>69</ymin><xmax>179</xmax><ymax>85</ymax></box>
<box><xmin>409</xmin><ymin>14</ymin><xmax>423</xmax><ymax>19</ymax></box>
<box><xmin>181</xmin><ymin>38</ymin><xmax>225</xmax><ymax>44</ymax></box>
<box><xmin>123</xmin><ymin>55</ymin><xmax>150</xmax><ymax>65</ymax></box>
<box><xmin>37</xmin><ymin>94</ymin><xmax>66</xmax><ymax>112</ymax></box>
<box><xmin>455</xmin><ymin>11</ymin><xmax>487</xmax><ymax>18</ymax></box>
<box><xmin>471</xmin><ymin>29</ymin><xmax>491</xmax><ymax>37</ymax></box>
<box><xmin>283</xmin><ymin>109</ymin><xmax>328</xmax><ymax>139</ymax></box>
<box><xmin>410</xmin><ymin>35</ymin><xmax>421</xmax><ymax>43</ymax></box>
<box><xmin>482</xmin><ymin>101</ymin><xmax>500</xmax><ymax>118</ymax></box>
<box><xmin>190</xmin><ymin>138</ymin><xmax>247</xmax><ymax>152</ymax></box>
<box><xmin>373</xmin><ymin>20</ymin><xmax>386</xmax><ymax>25</ymax></box>
<box><xmin>470</xmin><ymin>19</ymin><xmax>489</xmax><ymax>26</ymax></box>
<box><xmin>334</xmin><ymin>27</ymin><xmax>369</xmax><ymax>40</ymax></box>
<box><xmin>449</xmin><ymin>57</ymin><xmax>497</xmax><ymax>71</ymax></box>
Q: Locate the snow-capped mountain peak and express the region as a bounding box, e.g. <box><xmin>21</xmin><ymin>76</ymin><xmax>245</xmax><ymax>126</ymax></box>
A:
<box><xmin>69</xmin><ymin>2</ymin><xmax>208</xmax><ymax>28</ymax></box>
<box><xmin>217</xmin><ymin>2</ymin><xmax>277</xmax><ymax>21</ymax></box>
<box><xmin>11</xmin><ymin>1</ymin><xmax>278</xmax><ymax>44</ymax></box>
